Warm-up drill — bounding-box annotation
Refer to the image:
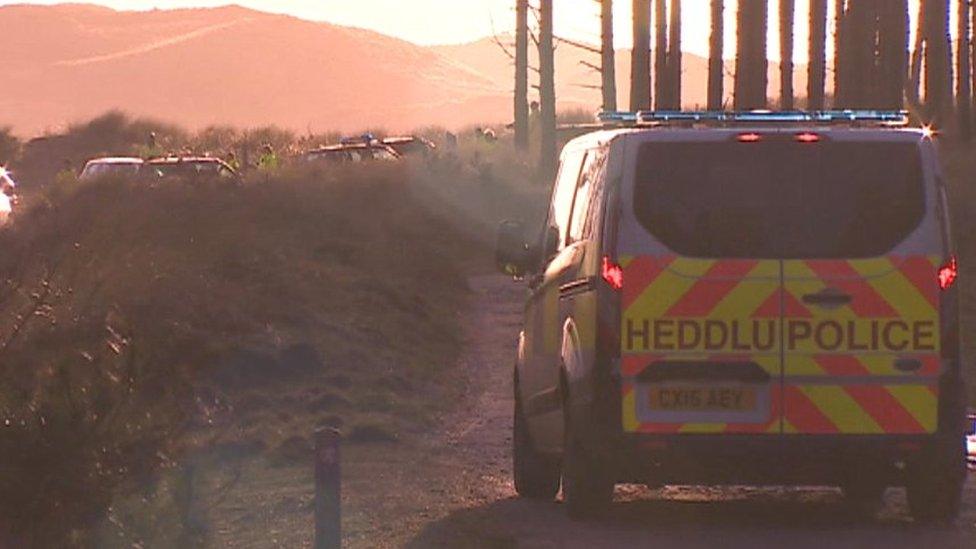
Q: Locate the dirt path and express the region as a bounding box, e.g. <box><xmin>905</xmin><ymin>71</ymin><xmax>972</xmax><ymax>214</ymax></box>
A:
<box><xmin>344</xmin><ymin>274</ymin><xmax>976</xmax><ymax>548</ymax></box>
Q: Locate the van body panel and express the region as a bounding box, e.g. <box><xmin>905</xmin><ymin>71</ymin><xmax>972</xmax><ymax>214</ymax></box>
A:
<box><xmin>612</xmin><ymin>128</ymin><xmax>948</xmax><ymax>438</ymax></box>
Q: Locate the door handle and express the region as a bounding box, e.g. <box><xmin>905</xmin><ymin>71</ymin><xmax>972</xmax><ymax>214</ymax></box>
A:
<box><xmin>802</xmin><ymin>289</ymin><xmax>852</xmax><ymax>308</ymax></box>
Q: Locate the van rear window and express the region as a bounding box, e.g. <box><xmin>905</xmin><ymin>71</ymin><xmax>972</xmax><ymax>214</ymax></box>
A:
<box><xmin>633</xmin><ymin>140</ymin><xmax>925</xmax><ymax>259</ymax></box>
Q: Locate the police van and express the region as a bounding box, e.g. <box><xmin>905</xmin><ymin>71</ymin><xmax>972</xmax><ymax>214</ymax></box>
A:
<box><xmin>496</xmin><ymin>111</ymin><xmax>967</xmax><ymax>521</ymax></box>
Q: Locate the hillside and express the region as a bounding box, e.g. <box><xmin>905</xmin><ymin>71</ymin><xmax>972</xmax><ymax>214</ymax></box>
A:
<box><xmin>2</xmin><ymin>4</ymin><xmax>835</xmax><ymax>138</ymax></box>
<box><xmin>0</xmin><ymin>4</ymin><xmax>511</xmax><ymax>136</ymax></box>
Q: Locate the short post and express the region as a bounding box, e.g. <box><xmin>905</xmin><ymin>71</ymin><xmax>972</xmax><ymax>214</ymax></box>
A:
<box><xmin>314</xmin><ymin>428</ymin><xmax>341</xmax><ymax>549</ymax></box>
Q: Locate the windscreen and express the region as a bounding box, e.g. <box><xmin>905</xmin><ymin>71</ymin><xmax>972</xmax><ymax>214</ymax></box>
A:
<box><xmin>633</xmin><ymin>140</ymin><xmax>925</xmax><ymax>259</ymax></box>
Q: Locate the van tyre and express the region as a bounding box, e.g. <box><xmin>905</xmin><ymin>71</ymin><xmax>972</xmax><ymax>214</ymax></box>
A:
<box><xmin>561</xmin><ymin>410</ymin><xmax>613</xmax><ymax>520</ymax></box>
<box><xmin>906</xmin><ymin>435</ymin><xmax>966</xmax><ymax>524</ymax></box>
<box><xmin>513</xmin><ymin>397</ymin><xmax>560</xmax><ymax>500</ymax></box>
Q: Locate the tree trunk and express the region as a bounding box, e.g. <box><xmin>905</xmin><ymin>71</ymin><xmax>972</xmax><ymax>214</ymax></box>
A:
<box><xmin>924</xmin><ymin>0</ymin><xmax>952</xmax><ymax>125</ymax></box>
<box><xmin>833</xmin><ymin>0</ymin><xmax>847</xmax><ymax>106</ymax></box>
<box><xmin>602</xmin><ymin>0</ymin><xmax>618</xmax><ymax>112</ymax></box>
<box><xmin>845</xmin><ymin>0</ymin><xmax>876</xmax><ymax>108</ymax></box>
<box><xmin>877</xmin><ymin>0</ymin><xmax>909</xmax><ymax>110</ymax></box>
<box><xmin>779</xmin><ymin>0</ymin><xmax>795</xmax><ymax>109</ymax></box>
<box><xmin>668</xmin><ymin>0</ymin><xmax>683</xmax><ymax>109</ymax></box>
<box><xmin>514</xmin><ymin>0</ymin><xmax>529</xmax><ymax>150</ymax></box>
<box><xmin>807</xmin><ymin>0</ymin><xmax>827</xmax><ymax>110</ymax></box>
<box><xmin>708</xmin><ymin>0</ymin><xmax>725</xmax><ymax>110</ymax></box>
<box><xmin>654</xmin><ymin>0</ymin><xmax>669</xmax><ymax>109</ymax></box>
<box><xmin>734</xmin><ymin>0</ymin><xmax>768</xmax><ymax>109</ymax></box>
<box><xmin>538</xmin><ymin>0</ymin><xmax>557</xmax><ymax>175</ymax></box>
<box><xmin>630</xmin><ymin>0</ymin><xmax>652</xmax><ymax>110</ymax></box>
<box><xmin>908</xmin><ymin>0</ymin><xmax>926</xmax><ymax>109</ymax></box>
<box><xmin>957</xmin><ymin>0</ymin><xmax>972</xmax><ymax>139</ymax></box>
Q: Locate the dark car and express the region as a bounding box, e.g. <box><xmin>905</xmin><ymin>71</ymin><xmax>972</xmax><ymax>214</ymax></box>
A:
<box><xmin>143</xmin><ymin>157</ymin><xmax>238</xmax><ymax>181</ymax></box>
<box><xmin>381</xmin><ymin>136</ymin><xmax>436</xmax><ymax>157</ymax></box>
<box><xmin>303</xmin><ymin>143</ymin><xmax>400</xmax><ymax>164</ymax></box>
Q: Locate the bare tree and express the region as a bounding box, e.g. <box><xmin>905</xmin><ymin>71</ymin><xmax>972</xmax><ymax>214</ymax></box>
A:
<box><xmin>833</xmin><ymin>0</ymin><xmax>847</xmax><ymax>106</ymax></box>
<box><xmin>807</xmin><ymin>0</ymin><xmax>827</xmax><ymax>109</ymax></box>
<box><xmin>877</xmin><ymin>0</ymin><xmax>909</xmax><ymax>110</ymax></box>
<box><xmin>734</xmin><ymin>0</ymin><xmax>768</xmax><ymax>109</ymax></box>
<box><xmin>708</xmin><ymin>0</ymin><xmax>725</xmax><ymax>110</ymax></box>
<box><xmin>667</xmin><ymin>0</ymin><xmax>683</xmax><ymax>109</ymax></box>
<box><xmin>908</xmin><ymin>0</ymin><xmax>926</xmax><ymax>109</ymax></box>
<box><xmin>630</xmin><ymin>0</ymin><xmax>652</xmax><ymax>110</ymax></box>
<box><xmin>779</xmin><ymin>0</ymin><xmax>795</xmax><ymax>109</ymax></box>
<box><xmin>924</xmin><ymin>0</ymin><xmax>952</xmax><ymax>125</ymax></box>
<box><xmin>654</xmin><ymin>0</ymin><xmax>670</xmax><ymax>109</ymax></box>
<box><xmin>514</xmin><ymin>0</ymin><xmax>529</xmax><ymax>149</ymax></box>
<box><xmin>539</xmin><ymin>0</ymin><xmax>557</xmax><ymax>174</ymax></box>
<box><xmin>958</xmin><ymin>0</ymin><xmax>972</xmax><ymax>138</ymax></box>
<box><xmin>601</xmin><ymin>0</ymin><xmax>618</xmax><ymax>112</ymax></box>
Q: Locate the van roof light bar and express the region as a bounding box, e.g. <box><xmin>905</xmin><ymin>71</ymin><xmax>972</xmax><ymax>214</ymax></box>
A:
<box><xmin>597</xmin><ymin>111</ymin><xmax>640</xmax><ymax>124</ymax></box>
<box><xmin>598</xmin><ymin>110</ymin><xmax>909</xmax><ymax>127</ymax></box>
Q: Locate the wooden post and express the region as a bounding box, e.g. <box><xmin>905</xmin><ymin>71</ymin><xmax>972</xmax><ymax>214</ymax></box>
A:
<box><xmin>314</xmin><ymin>428</ymin><xmax>341</xmax><ymax>549</ymax></box>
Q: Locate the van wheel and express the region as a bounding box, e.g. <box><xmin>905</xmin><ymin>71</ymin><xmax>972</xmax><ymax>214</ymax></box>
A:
<box><xmin>906</xmin><ymin>436</ymin><xmax>966</xmax><ymax>524</ymax></box>
<box><xmin>513</xmin><ymin>397</ymin><xmax>560</xmax><ymax>500</ymax></box>
<box><xmin>561</xmin><ymin>410</ymin><xmax>613</xmax><ymax>520</ymax></box>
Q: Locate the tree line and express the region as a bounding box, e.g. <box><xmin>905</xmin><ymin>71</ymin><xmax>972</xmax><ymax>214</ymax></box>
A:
<box><xmin>514</xmin><ymin>0</ymin><xmax>976</xmax><ymax>170</ymax></box>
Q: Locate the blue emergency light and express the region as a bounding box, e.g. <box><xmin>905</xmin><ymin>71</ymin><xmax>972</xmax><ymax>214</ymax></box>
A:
<box><xmin>598</xmin><ymin>110</ymin><xmax>909</xmax><ymax>126</ymax></box>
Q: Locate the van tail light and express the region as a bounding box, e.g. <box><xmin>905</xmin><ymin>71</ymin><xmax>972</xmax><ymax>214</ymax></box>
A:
<box><xmin>601</xmin><ymin>256</ymin><xmax>624</xmax><ymax>291</ymax></box>
<box><xmin>938</xmin><ymin>255</ymin><xmax>958</xmax><ymax>291</ymax></box>
<box><xmin>737</xmin><ymin>133</ymin><xmax>762</xmax><ymax>143</ymax></box>
<box><xmin>795</xmin><ymin>132</ymin><xmax>821</xmax><ymax>143</ymax></box>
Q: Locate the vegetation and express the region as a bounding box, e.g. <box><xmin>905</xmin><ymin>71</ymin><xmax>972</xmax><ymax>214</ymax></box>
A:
<box><xmin>0</xmin><ymin>113</ymin><xmax>547</xmax><ymax>545</ymax></box>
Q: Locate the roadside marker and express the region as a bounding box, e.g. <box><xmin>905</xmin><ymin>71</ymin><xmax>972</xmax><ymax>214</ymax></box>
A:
<box><xmin>315</xmin><ymin>428</ymin><xmax>342</xmax><ymax>549</ymax></box>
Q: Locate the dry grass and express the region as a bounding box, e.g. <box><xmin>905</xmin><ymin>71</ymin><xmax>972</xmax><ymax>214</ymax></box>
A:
<box><xmin>0</xmin><ymin>150</ymin><xmax>535</xmax><ymax>544</ymax></box>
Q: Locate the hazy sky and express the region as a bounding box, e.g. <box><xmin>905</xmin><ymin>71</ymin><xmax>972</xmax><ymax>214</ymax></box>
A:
<box><xmin>3</xmin><ymin>0</ymin><xmax>930</xmax><ymax>61</ymax></box>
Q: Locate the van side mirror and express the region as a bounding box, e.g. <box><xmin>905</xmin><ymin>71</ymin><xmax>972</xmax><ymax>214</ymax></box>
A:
<box><xmin>496</xmin><ymin>220</ymin><xmax>533</xmax><ymax>277</ymax></box>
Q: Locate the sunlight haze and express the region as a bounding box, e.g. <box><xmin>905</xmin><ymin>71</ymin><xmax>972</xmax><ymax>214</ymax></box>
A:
<box><xmin>2</xmin><ymin>0</ymin><xmax>910</xmax><ymax>61</ymax></box>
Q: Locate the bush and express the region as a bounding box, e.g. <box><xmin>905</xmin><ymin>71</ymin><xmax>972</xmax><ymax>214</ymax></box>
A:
<box><xmin>0</xmin><ymin>126</ymin><xmax>21</xmax><ymax>165</ymax></box>
<box><xmin>0</xmin><ymin>162</ymin><xmax>481</xmax><ymax>543</ymax></box>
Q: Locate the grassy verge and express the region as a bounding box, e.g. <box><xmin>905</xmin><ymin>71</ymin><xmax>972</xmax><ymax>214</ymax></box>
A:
<box><xmin>0</xmin><ymin>150</ymin><xmax>544</xmax><ymax>544</ymax></box>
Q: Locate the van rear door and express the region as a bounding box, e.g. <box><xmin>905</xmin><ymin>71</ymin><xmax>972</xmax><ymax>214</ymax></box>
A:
<box><xmin>777</xmin><ymin>140</ymin><xmax>941</xmax><ymax>435</ymax></box>
<box><xmin>621</xmin><ymin>138</ymin><xmax>786</xmax><ymax>435</ymax></box>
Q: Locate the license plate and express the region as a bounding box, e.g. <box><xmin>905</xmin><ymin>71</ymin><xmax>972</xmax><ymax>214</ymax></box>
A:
<box><xmin>648</xmin><ymin>386</ymin><xmax>757</xmax><ymax>412</ymax></box>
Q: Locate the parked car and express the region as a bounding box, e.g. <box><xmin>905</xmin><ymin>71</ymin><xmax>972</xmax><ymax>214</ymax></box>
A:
<box><xmin>143</xmin><ymin>157</ymin><xmax>238</xmax><ymax>181</ymax></box>
<box><xmin>303</xmin><ymin>143</ymin><xmax>400</xmax><ymax>164</ymax></box>
<box><xmin>79</xmin><ymin>157</ymin><xmax>145</xmax><ymax>181</ymax></box>
<box><xmin>381</xmin><ymin>136</ymin><xmax>436</xmax><ymax>157</ymax></box>
<box><xmin>0</xmin><ymin>168</ymin><xmax>18</xmax><ymax>226</ymax></box>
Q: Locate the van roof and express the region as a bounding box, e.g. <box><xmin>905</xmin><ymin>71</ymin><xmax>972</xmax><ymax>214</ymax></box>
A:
<box><xmin>85</xmin><ymin>157</ymin><xmax>144</xmax><ymax>165</ymax></box>
<box><xmin>564</xmin><ymin>126</ymin><xmax>930</xmax><ymax>150</ymax></box>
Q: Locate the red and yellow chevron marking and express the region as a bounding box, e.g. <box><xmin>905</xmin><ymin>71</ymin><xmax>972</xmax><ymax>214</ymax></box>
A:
<box><xmin>621</xmin><ymin>257</ymin><xmax>782</xmax><ymax>435</ymax></box>
<box><xmin>782</xmin><ymin>257</ymin><xmax>941</xmax><ymax>435</ymax></box>
<box><xmin>620</xmin><ymin>254</ymin><xmax>944</xmax><ymax>436</ymax></box>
